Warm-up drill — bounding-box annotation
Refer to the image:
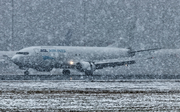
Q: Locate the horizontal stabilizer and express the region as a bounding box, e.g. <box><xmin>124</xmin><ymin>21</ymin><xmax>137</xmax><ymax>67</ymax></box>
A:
<box><xmin>128</xmin><ymin>48</ymin><xmax>162</xmax><ymax>57</ymax></box>
<box><xmin>130</xmin><ymin>48</ymin><xmax>162</xmax><ymax>53</ymax></box>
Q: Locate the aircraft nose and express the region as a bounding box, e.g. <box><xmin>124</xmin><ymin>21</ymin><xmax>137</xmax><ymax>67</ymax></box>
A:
<box><xmin>11</xmin><ymin>55</ymin><xmax>20</xmax><ymax>65</ymax></box>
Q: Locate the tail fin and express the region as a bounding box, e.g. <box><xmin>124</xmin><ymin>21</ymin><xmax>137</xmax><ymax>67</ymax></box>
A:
<box><xmin>64</xmin><ymin>29</ymin><xmax>73</xmax><ymax>46</ymax></box>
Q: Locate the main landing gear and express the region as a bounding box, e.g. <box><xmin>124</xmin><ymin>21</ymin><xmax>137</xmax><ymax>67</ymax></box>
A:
<box><xmin>62</xmin><ymin>69</ymin><xmax>70</xmax><ymax>75</ymax></box>
<box><xmin>85</xmin><ymin>70</ymin><xmax>93</xmax><ymax>76</ymax></box>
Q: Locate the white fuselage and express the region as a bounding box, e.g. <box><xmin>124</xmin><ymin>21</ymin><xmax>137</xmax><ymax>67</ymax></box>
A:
<box><xmin>11</xmin><ymin>46</ymin><xmax>130</xmax><ymax>71</ymax></box>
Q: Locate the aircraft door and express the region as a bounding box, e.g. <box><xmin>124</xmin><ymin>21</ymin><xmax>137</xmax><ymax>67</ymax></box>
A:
<box><xmin>33</xmin><ymin>48</ymin><xmax>42</xmax><ymax>66</ymax></box>
<box><xmin>34</xmin><ymin>48</ymin><xmax>40</xmax><ymax>55</ymax></box>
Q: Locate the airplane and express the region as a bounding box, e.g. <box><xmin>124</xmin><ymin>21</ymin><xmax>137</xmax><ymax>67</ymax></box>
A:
<box><xmin>9</xmin><ymin>46</ymin><xmax>159</xmax><ymax>75</ymax></box>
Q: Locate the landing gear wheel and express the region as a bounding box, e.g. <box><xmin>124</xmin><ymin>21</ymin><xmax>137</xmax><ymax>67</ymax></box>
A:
<box><xmin>62</xmin><ymin>70</ymin><xmax>70</xmax><ymax>75</ymax></box>
<box><xmin>24</xmin><ymin>71</ymin><xmax>29</xmax><ymax>75</ymax></box>
<box><xmin>85</xmin><ymin>70</ymin><xmax>93</xmax><ymax>76</ymax></box>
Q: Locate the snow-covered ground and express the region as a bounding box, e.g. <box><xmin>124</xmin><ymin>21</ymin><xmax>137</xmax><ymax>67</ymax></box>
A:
<box><xmin>0</xmin><ymin>80</ymin><xmax>180</xmax><ymax>111</ymax></box>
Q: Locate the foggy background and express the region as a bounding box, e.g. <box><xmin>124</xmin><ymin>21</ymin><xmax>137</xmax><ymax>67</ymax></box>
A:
<box><xmin>0</xmin><ymin>0</ymin><xmax>180</xmax><ymax>75</ymax></box>
<box><xmin>1</xmin><ymin>0</ymin><xmax>180</xmax><ymax>50</ymax></box>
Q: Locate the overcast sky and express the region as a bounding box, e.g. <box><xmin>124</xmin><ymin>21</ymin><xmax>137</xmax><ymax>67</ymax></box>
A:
<box><xmin>0</xmin><ymin>0</ymin><xmax>180</xmax><ymax>50</ymax></box>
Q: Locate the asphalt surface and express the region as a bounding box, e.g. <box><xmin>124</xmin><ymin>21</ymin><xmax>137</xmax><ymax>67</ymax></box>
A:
<box><xmin>1</xmin><ymin>74</ymin><xmax>180</xmax><ymax>80</ymax></box>
<box><xmin>0</xmin><ymin>80</ymin><xmax>180</xmax><ymax>111</ymax></box>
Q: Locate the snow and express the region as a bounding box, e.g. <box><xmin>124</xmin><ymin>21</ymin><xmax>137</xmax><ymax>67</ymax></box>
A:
<box><xmin>0</xmin><ymin>81</ymin><xmax>180</xmax><ymax>110</ymax></box>
<box><xmin>0</xmin><ymin>0</ymin><xmax>180</xmax><ymax>110</ymax></box>
<box><xmin>0</xmin><ymin>0</ymin><xmax>179</xmax><ymax>50</ymax></box>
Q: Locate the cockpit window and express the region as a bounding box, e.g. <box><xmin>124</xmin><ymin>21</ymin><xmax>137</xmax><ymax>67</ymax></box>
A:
<box><xmin>16</xmin><ymin>52</ymin><xmax>29</xmax><ymax>55</ymax></box>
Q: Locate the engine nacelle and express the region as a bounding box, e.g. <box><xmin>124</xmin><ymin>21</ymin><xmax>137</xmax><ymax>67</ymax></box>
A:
<box><xmin>76</xmin><ymin>62</ymin><xmax>96</xmax><ymax>72</ymax></box>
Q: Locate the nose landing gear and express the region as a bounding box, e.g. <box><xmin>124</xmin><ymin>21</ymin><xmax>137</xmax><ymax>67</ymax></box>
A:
<box><xmin>24</xmin><ymin>70</ymin><xmax>29</xmax><ymax>75</ymax></box>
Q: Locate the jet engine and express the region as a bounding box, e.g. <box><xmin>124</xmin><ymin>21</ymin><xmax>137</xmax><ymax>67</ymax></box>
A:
<box><xmin>76</xmin><ymin>62</ymin><xmax>96</xmax><ymax>75</ymax></box>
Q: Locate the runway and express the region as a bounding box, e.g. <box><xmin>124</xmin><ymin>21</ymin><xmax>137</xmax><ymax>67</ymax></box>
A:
<box><xmin>0</xmin><ymin>80</ymin><xmax>180</xmax><ymax>111</ymax></box>
<box><xmin>1</xmin><ymin>74</ymin><xmax>180</xmax><ymax>80</ymax></box>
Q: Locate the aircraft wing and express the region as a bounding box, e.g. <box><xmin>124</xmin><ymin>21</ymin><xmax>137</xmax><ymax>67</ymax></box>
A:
<box><xmin>94</xmin><ymin>56</ymin><xmax>154</xmax><ymax>69</ymax></box>
<box><xmin>95</xmin><ymin>60</ymin><xmax>135</xmax><ymax>69</ymax></box>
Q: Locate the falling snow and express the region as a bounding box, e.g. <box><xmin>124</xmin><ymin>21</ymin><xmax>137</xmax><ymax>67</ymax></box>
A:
<box><xmin>0</xmin><ymin>0</ymin><xmax>180</xmax><ymax>111</ymax></box>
